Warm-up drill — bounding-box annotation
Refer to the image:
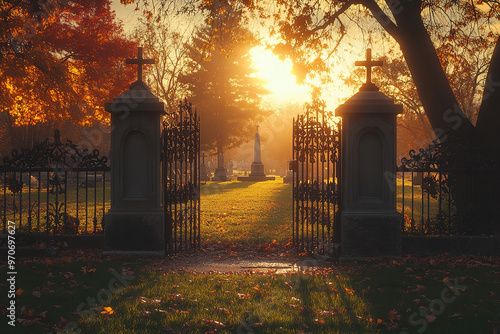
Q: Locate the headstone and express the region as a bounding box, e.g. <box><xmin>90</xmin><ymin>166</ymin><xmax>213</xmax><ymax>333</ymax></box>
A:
<box><xmin>283</xmin><ymin>170</ymin><xmax>293</xmax><ymax>183</ymax></box>
<box><xmin>200</xmin><ymin>153</ymin><xmax>210</xmax><ymax>181</ymax></box>
<box><xmin>336</xmin><ymin>49</ymin><xmax>403</xmax><ymax>260</ymax></box>
<box><xmin>228</xmin><ymin>160</ymin><xmax>234</xmax><ymax>177</ymax></box>
<box><xmin>237</xmin><ymin>126</ymin><xmax>275</xmax><ymax>181</ymax></box>
<box><xmin>103</xmin><ymin>47</ymin><xmax>164</xmax><ymax>256</ymax></box>
<box><xmin>413</xmin><ymin>171</ymin><xmax>423</xmax><ymax>186</ymax></box>
<box><xmin>212</xmin><ymin>152</ymin><xmax>229</xmax><ymax>181</ymax></box>
<box><xmin>21</xmin><ymin>173</ymin><xmax>39</xmax><ymax>188</ymax></box>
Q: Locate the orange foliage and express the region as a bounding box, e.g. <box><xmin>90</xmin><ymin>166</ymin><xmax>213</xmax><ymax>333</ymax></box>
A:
<box><xmin>0</xmin><ymin>0</ymin><xmax>136</xmax><ymax>128</ymax></box>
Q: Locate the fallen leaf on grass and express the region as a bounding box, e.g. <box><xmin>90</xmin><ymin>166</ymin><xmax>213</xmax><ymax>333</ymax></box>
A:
<box><xmin>100</xmin><ymin>307</ymin><xmax>115</xmax><ymax>315</ymax></box>
<box><xmin>425</xmin><ymin>314</ymin><xmax>437</xmax><ymax>323</ymax></box>
<box><xmin>62</xmin><ymin>272</ymin><xmax>74</xmax><ymax>279</ymax></box>
<box><xmin>121</xmin><ymin>267</ymin><xmax>134</xmax><ymax>278</ymax></box>
<box><xmin>345</xmin><ymin>288</ymin><xmax>355</xmax><ymax>295</ymax></box>
<box><xmin>81</xmin><ymin>266</ymin><xmax>96</xmax><ymax>274</ymax></box>
<box><xmin>202</xmin><ymin>319</ymin><xmax>225</xmax><ymax>327</ymax></box>
<box><xmin>450</xmin><ymin>313</ymin><xmax>463</xmax><ymax>318</ymax></box>
<box><xmin>388</xmin><ymin>309</ymin><xmax>400</xmax><ymax>322</ymax></box>
<box><xmin>215</xmin><ymin>307</ymin><xmax>231</xmax><ymax>315</ymax></box>
<box><xmin>138</xmin><ymin>296</ymin><xmax>161</xmax><ymax>304</ymax></box>
<box><xmin>253</xmin><ymin>285</ymin><xmax>264</xmax><ymax>293</ymax></box>
<box><xmin>168</xmin><ymin>307</ymin><xmax>189</xmax><ymax>314</ymax></box>
<box><xmin>237</xmin><ymin>293</ymin><xmax>250</xmax><ymax>300</ymax></box>
<box><xmin>16</xmin><ymin>288</ymin><xmax>24</xmax><ymax>295</ymax></box>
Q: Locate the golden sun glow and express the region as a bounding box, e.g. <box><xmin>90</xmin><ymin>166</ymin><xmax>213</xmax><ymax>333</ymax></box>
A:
<box><xmin>250</xmin><ymin>46</ymin><xmax>311</xmax><ymax>103</ymax></box>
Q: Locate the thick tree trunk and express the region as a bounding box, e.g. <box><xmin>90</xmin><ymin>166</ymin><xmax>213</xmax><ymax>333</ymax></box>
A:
<box><xmin>391</xmin><ymin>0</ymin><xmax>476</xmax><ymax>143</ymax></box>
<box><xmin>389</xmin><ymin>1</ymin><xmax>499</xmax><ymax>233</ymax></box>
<box><xmin>477</xmin><ymin>37</ymin><xmax>500</xmax><ymax>161</ymax></box>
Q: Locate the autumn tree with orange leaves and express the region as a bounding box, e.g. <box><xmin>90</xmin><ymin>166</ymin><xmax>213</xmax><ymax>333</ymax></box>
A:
<box><xmin>0</xmin><ymin>0</ymin><xmax>136</xmax><ymax>152</ymax></box>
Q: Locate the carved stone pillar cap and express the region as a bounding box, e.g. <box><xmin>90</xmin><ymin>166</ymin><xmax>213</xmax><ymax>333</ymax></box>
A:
<box><xmin>336</xmin><ymin>89</ymin><xmax>403</xmax><ymax>116</ymax></box>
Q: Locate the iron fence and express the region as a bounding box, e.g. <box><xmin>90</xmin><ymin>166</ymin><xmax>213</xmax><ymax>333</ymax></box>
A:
<box><xmin>397</xmin><ymin>137</ymin><xmax>500</xmax><ymax>235</ymax></box>
<box><xmin>1</xmin><ymin>130</ymin><xmax>110</xmax><ymax>235</ymax></box>
<box><xmin>162</xmin><ymin>100</ymin><xmax>201</xmax><ymax>254</ymax></box>
<box><xmin>292</xmin><ymin>109</ymin><xmax>341</xmax><ymax>254</ymax></box>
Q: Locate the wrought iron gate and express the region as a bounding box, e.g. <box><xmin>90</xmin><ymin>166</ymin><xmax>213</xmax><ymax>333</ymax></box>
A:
<box><xmin>162</xmin><ymin>100</ymin><xmax>200</xmax><ymax>255</ymax></box>
<box><xmin>291</xmin><ymin>109</ymin><xmax>341</xmax><ymax>255</ymax></box>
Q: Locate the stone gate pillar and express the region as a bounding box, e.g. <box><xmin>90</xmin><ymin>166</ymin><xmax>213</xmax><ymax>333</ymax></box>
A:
<box><xmin>103</xmin><ymin>47</ymin><xmax>164</xmax><ymax>256</ymax></box>
<box><xmin>336</xmin><ymin>49</ymin><xmax>403</xmax><ymax>260</ymax></box>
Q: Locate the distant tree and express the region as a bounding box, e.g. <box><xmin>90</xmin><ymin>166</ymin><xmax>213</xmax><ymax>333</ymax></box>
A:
<box><xmin>178</xmin><ymin>3</ymin><xmax>270</xmax><ymax>156</ymax></box>
<box><xmin>131</xmin><ymin>16</ymin><xmax>192</xmax><ymax>114</ymax></box>
<box><xmin>0</xmin><ymin>0</ymin><xmax>136</xmax><ymax>150</ymax></box>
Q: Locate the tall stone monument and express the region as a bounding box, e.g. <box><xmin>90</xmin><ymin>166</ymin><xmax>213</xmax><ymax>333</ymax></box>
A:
<box><xmin>336</xmin><ymin>49</ymin><xmax>403</xmax><ymax>260</ymax></box>
<box><xmin>238</xmin><ymin>126</ymin><xmax>275</xmax><ymax>181</ymax></box>
<box><xmin>103</xmin><ymin>47</ymin><xmax>164</xmax><ymax>256</ymax></box>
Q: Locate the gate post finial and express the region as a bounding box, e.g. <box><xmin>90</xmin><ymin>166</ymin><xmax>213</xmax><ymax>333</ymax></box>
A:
<box><xmin>354</xmin><ymin>48</ymin><xmax>383</xmax><ymax>91</ymax></box>
<box><xmin>126</xmin><ymin>46</ymin><xmax>155</xmax><ymax>83</ymax></box>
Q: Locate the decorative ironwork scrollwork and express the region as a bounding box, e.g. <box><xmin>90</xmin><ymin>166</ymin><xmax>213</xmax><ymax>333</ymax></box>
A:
<box><xmin>2</xmin><ymin>129</ymin><xmax>109</xmax><ymax>170</ymax></box>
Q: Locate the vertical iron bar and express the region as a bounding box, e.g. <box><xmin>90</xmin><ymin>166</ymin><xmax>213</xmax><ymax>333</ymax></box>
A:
<box><xmin>85</xmin><ymin>171</ymin><xmax>89</xmax><ymax>232</ymax></box>
<box><xmin>401</xmin><ymin>170</ymin><xmax>405</xmax><ymax>232</ymax></box>
<box><xmin>37</xmin><ymin>171</ymin><xmax>41</xmax><ymax>230</ymax></box>
<box><xmin>3</xmin><ymin>172</ymin><xmax>6</xmax><ymax>232</ymax></box>
<box><xmin>93</xmin><ymin>170</ymin><xmax>98</xmax><ymax>233</ymax></box>
<box><xmin>421</xmin><ymin>172</ymin><xmax>424</xmax><ymax>233</ymax></box>
<box><xmin>28</xmin><ymin>171</ymin><xmax>32</xmax><ymax>231</ymax></box>
<box><xmin>427</xmin><ymin>172</ymin><xmax>430</xmax><ymax>232</ymax></box>
<box><xmin>411</xmin><ymin>171</ymin><xmax>414</xmax><ymax>233</ymax></box>
<box><xmin>46</xmin><ymin>171</ymin><xmax>49</xmax><ymax>233</ymax></box>
<box><xmin>102</xmin><ymin>171</ymin><xmax>106</xmax><ymax>232</ymax></box>
<box><xmin>64</xmin><ymin>171</ymin><xmax>68</xmax><ymax>232</ymax></box>
<box><xmin>19</xmin><ymin>172</ymin><xmax>22</xmax><ymax>230</ymax></box>
<box><xmin>76</xmin><ymin>171</ymin><xmax>79</xmax><ymax>232</ymax></box>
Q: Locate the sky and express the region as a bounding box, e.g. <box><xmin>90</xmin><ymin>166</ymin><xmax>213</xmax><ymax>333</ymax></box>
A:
<box><xmin>110</xmin><ymin>1</ymin><xmax>372</xmax><ymax>113</ymax></box>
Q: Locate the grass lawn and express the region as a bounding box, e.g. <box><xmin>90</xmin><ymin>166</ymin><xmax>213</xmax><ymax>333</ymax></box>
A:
<box><xmin>200</xmin><ymin>179</ymin><xmax>292</xmax><ymax>246</ymax></box>
<box><xmin>2</xmin><ymin>180</ymin><xmax>499</xmax><ymax>333</ymax></box>
<box><xmin>2</xmin><ymin>254</ymin><xmax>499</xmax><ymax>333</ymax></box>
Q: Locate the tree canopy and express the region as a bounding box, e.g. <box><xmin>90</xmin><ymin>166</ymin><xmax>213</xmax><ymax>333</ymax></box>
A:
<box><xmin>178</xmin><ymin>3</ymin><xmax>270</xmax><ymax>154</ymax></box>
<box><xmin>1</xmin><ymin>0</ymin><xmax>136</xmax><ymax>149</ymax></box>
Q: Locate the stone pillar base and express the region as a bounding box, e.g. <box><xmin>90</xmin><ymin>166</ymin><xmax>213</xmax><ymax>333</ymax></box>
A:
<box><xmin>250</xmin><ymin>162</ymin><xmax>265</xmax><ymax>176</ymax></box>
<box><xmin>104</xmin><ymin>208</ymin><xmax>164</xmax><ymax>253</ymax></box>
<box><xmin>340</xmin><ymin>211</ymin><xmax>401</xmax><ymax>260</ymax></box>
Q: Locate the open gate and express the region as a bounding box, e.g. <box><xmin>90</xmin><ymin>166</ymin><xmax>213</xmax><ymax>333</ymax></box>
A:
<box><xmin>162</xmin><ymin>100</ymin><xmax>201</xmax><ymax>255</ymax></box>
<box><xmin>291</xmin><ymin>109</ymin><xmax>341</xmax><ymax>255</ymax></box>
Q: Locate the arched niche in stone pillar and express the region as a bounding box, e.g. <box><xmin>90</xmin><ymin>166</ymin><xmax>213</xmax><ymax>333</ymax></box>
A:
<box><xmin>122</xmin><ymin>130</ymin><xmax>151</xmax><ymax>200</ymax></box>
<box><xmin>355</xmin><ymin>128</ymin><xmax>387</xmax><ymax>209</ymax></box>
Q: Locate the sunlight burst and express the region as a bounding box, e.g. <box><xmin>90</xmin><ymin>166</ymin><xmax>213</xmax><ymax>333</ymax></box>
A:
<box><xmin>250</xmin><ymin>46</ymin><xmax>310</xmax><ymax>103</ymax></box>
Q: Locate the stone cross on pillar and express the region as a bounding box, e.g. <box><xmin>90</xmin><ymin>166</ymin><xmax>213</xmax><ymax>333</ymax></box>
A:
<box><xmin>354</xmin><ymin>48</ymin><xmax>383</xmax><ymax>89</ymax></box>
<box><xmin>126</xmin><ymin>47</ymin><xmax>155</xmax><ymax>83</ymax></box>
<box><xmin>103</xmin><ymin>47</ymin><xmax>165</xmax><ymax>256</ymax></box>
<box><xmin>201</xmin><ymin>152</ymin><xmax>207</xmax><ymax>165</ymax></box>
<box><xmin>336</xmin><ymin>49</ymin><xmax>402</xmax><ymax>261</ymax></box>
